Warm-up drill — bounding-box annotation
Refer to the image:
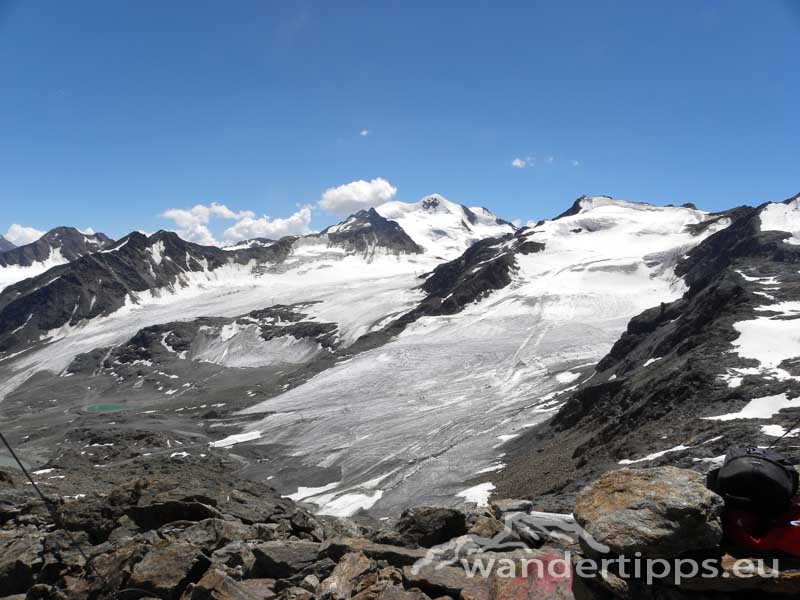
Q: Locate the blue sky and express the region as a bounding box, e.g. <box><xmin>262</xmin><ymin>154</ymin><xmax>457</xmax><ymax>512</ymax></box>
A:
<box><xmin>1</xmin><ymin>0</ymin><xmax>798</xmax><ymax>244</ymax></box>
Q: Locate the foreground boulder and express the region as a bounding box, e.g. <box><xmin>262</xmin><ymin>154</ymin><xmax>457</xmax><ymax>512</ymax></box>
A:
<box><xmin>250</xmin><ymin>541</ymin><xmax>321</xmax><ymax>579</ymax></box>
<box><xmin>573</xmin><ymin>466</ymin><xmax>800</xmax><ymax>599</ymax></box>
<box><xmin>574</xmin><ymin>467</ymin><xmax>724</xmax><ymax>558</ymax></box>
<box><xmin>128</xmin><ymin>540</ymin><xmax>212</xmax><ymax>598</ymax></box>
<box><xmin>318</xmin><ymin>551</ymin><xmax>373</xmax><ymax>599</ymax></box>
<box><xmin>396</xmin><ymin>506</ymin><xmax>468</xmax><ymax>548</ymax></box>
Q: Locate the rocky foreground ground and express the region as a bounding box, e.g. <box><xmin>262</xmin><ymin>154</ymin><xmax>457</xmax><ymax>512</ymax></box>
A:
<box><xmin>2</xmin><ymin>439</ymin><xmax>800</xmax><ymax>599</ymax></box>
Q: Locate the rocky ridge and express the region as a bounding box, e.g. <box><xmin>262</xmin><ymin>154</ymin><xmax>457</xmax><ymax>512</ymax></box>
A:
<box><xmin>493</xmin><ymin>195</ymin><xmax>800</xmax><ymax>510</ymax></box>
<box><xmin>0</xmin><ymin>228</ymin><xmax>114</xmax><ymax>270</ymax></box>
<box><xmin>0</xmin><ymin>236</ymin><xmax>15</xmax><ymax>253</ymax></box>
<box><xmin>1</xmin><ymin>448</ymin><xmax>797</xmax><ymax>599</ymax></box>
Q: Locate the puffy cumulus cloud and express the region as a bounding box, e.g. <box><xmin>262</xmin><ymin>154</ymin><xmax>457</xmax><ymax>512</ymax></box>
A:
<box><xmin>160</xmin><ymin>202</ymin><xmax>256</xmax><ymax>246</ymax></box>
<box><xmin>511</xmin><ymin>158</ymin><xmax>526</xmax><ymax>169</ymax></box>
<box><xmin>222</xmin><ymin>206</ymin><xmax>313</xmax><ymax>242</ymax></box>
<box><xmin>318</xmin><ymin>177</ymin><xmax>397</xmax><ymax>216</ymax></box>
<box><xmin>359</xmin><ymin>129</ymin><xmax>370</xmax><ymax>137</ymax></box>
<box><xmin>4</xmin><ymin>223</ymin><xmax>45</xmax><ymax>245</ymax></box>
<box><xmin>161</xmin><ymin>202</ymin><xmax>313</xmax><ymax>245</ymax></box>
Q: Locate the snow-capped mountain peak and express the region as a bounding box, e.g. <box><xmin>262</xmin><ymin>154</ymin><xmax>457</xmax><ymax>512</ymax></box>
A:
<box><xmin>375</xmin><ymin>194</ymin><xmax>515</xmax><ymax>259</ymax></box>
<box><xmin>0</xmin><ymin>226</ymin><xmax>114</xmax><ymax>292</ymax></box>
<box><xmin>757</xmin><ymin>192</ymin><xmax>800</xmax><ymax>244</ymax></box>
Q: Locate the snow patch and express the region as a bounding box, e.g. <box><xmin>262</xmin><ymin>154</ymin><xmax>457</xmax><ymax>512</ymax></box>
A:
<box><xmin>209</xmin><ymin>431</ymin><xmax>262</xmax><ymax>448</ymax></box>
<box><xmin>457</xmin><ymin>482</ymin><xmax>495</xmax><ymax>506</ymax></box>
<box><xmin>705</xmin><ymin>394</ymin><xmax>800</xmax><ymax>421</ymax></box>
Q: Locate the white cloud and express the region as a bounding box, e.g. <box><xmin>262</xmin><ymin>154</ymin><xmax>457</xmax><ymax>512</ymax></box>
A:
<box><xmin>359</xmin><ymin>129</ymin><xmax>370</xmax><ymax>137</ymax></box>
<box><xmin>318</xmin><ymin>177</ymin><xmax>397</xmax><ymax>216</ymax></box>
<box><xmin>4</xmin><ymin>224</ymin><xmax>45</xmax><ymax>245</ymax></box>
<box><xmin>571</xmin><ymin>159</ymin><xmax>580</xmax><ymax>167</ymax></box>
<box><xmin>79</xmin><ymin>227</ymin><xmax>95</xmax><ymax>235</ymax></box>
<box><xmin>160</xmin><ymin>202</ymin><xmax>255</xmax><ymax>245</ymax></box>
<box><xmin>161</xmin><ymin>201</ymin><xmax>313</xmax><ymax>245</ymax></box>
<box><xmin>222</xmin><ymin>206</ymin><xmax>313</xmax><ymax>242</ymax></box>
<box><xmin>511</xmin><ymin>158</ymin><xmax>526</xmax><ymax>169</ymax></box>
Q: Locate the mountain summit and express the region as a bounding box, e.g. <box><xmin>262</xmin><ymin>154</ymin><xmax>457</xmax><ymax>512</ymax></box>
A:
<box><xmin>0</xmin><ymin>226</ymin><xmax>114</xmax><ymax>292</ymax></box>
<box><xmin>375</xmin><ymin>194</ymin><xmax>515</xmax><ymax>259</ymax></box>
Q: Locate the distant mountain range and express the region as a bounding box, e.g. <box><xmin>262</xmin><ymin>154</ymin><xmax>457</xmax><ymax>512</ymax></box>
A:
<box><xmin>1</xmin><ymin>192</ymin><xmax>799</xmax><ymax>516</ymax></box>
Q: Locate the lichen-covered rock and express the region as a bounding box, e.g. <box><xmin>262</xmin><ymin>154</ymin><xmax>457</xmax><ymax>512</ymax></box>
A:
<box><xmin>574</xmin><ymin>467</ymin><xmax>724</xmax><ymax>559</ymax></box>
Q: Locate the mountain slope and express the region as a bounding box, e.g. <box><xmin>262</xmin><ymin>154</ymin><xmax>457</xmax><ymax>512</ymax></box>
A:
<box><xmin>0</xmin><ymin>227</ymin><xmax>114</xmax><ymax>292</ymax></box>
<box><xmin>0</xmin><ymin>236</ymin><xmax>15</xmax><ymax>252</ymax></box>
<box><xmin>310</xmin><ymin>207</ymin><xmax>423</xmax><ymax>259</ymax></box>
<box><xmin>0</xmin><ymin>230</ymin><xmax>295</xmax><ymax>351</ymax></box>
<box><xmin>493</xmin><ymin>194</ymin><xmax>800</xmax><ymax>510</ymax></box>
<box><xmin>375</xmin><ymin>194</ymin><xmax>514</xmax><ymax>259</ymax></box>
<box><xmin>0</xmin><ymin>194</ymin><xmax>769</xmax><ymax>517</ymax></box>
<box><xmin>230</xmin><ymin>197</ymin><xmax>734</xmax><ymax>515</ymax></box>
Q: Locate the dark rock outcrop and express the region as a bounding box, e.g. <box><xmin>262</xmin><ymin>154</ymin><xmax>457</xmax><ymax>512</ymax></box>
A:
<box><xmin>0</xmin><ymin>235</ymin><xmax>15</xmax><ymax>252</ymax></box>
<box><xmin>316</xmin><ymin>208</ymin><xmax>424</xmax><ymax>259</ymax></box>
<box><xmin>395</xmin><ymin>506</ymin><xmax>468</xmax><ymax>548</ymax></box>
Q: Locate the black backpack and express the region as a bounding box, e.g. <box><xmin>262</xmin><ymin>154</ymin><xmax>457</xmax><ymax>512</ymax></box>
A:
<box><xmin>708</xmin><ymin>446</ymin><xmax>799</xmax><ymax>514</ymax></box>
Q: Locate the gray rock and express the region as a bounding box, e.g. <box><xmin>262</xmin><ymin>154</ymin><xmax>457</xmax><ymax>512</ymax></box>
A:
<box><xmin>181</xmin><ymin>568</ymin><xmax>262</xmax><ymax>600</ymax></box>
<box><xmin>376</xmin><ymin>586</ymin><xmax>432</xmax><ymax>600</ymax></box>
<box><xmin>396</xmin><ymin>507</ymin><xmax>467</xmax><ymax>548</ymax></box>
<box><xmin>128</xmin><ymin>540</ymin><xmax>211</xmax><ymax>598</ymax></box>
<box><xmin>322</xmin><ymin>537</ymin><xmax>428</xmax><ymax>568</ymax></box>
<box><xmin>250</xmin><ymin>541</ymin><xmax>321</xmax><ymax>579</ymax></box>
<box><xmin>574</xmin><ymin>467</ymin><xmax>724</xmax><ymax>559</ymax></box>
<box><xmin>163</xmin><ymin>519</ymin><xmax>259</xmax><ymax>553</ymax></box>
<box><xmin>300</xmin><ymin>574</ymin><xmax>319</xmax><ymax>592</ymax></box>
<box><xmin>319</xmin><ymin>551</ymin><xmax>373</xmax><ymax>599</ymax></box>
<box><xmin>489</xmin><ymin>499</ymin><xmax>533</xmax><ymax>518</ymax></box>
<box><xmin>402</xmin><ymin>564</ymin><xmax>490</xmax><ymax>600</ymax></box>
<box><xmin>0</xmin><ymin>528</ymin><xmax>43</xmax><ymax>594</ymax></box>
<box><xmin>211</xmin><ymin>541</ymin><xmax>256</xmax><ymax>576</ymax></box>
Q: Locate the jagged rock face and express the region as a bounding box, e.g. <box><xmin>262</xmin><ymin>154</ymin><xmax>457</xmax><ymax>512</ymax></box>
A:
<box><xmin>0</xmin><ymin>226</ymin><xmax>114</xmax><ymax>269</ymax></box>
<box><xmin>494</xmin><ymin>197</ymin><xmax>800</xmax><ymax>509</ymax></box>
<box><xmin>0</xmin><ymin>230</ymin><xmax>295</xmax><ymax>351</ymax></box>
<box><xmin>0</xmin><ymin>235</ymin><xmax>15</xmax><ymax>252</ymax></box>
<box><xmin>315</xmin><ymin>207</ymin><xmax>424</xmax><ymax>258</ymax></box>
